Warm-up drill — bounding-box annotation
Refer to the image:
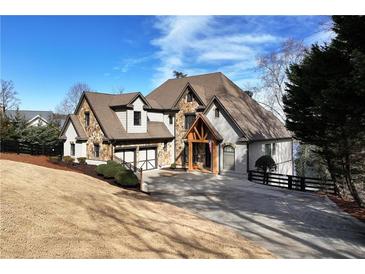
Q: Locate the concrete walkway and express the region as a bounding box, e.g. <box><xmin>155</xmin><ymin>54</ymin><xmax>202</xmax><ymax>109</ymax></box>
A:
<box><xmin>144</xmin><ymin>170</ymin><xmax>365</xmax><ymax>258</ymax></box>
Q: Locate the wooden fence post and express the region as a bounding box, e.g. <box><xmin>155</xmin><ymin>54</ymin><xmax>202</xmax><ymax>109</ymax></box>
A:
<box><xmin>300</xmin><ymin>177</ymin><xmax>306</xmax><ymax>191</ymax></box>
<box><xmin>288</xmin><ymin>175</ymin><xmax>292</xmax><ymax>190</ymax></box>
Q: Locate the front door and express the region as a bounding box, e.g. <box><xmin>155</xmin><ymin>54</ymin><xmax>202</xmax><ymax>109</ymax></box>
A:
<box><xmin>223</xmin><ymin>145</ymin><xmax>235</xmax><ymax>171</ymax></box>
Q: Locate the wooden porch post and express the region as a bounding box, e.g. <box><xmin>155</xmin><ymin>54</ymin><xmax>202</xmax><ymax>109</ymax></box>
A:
<box><xmin>188</xmin><ymin>141</ymin><xmax>193</xmax><ymax>171</ymax></box>
<box><xmin>212</xmin><ymin>141</ymin><xmax>218</xmax><ymax>175</ymax></box>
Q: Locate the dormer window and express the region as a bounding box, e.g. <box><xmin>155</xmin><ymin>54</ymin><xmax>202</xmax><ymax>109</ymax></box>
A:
<box><xmin>215</xmin><ymin>108</ymin><xmax>220</xmax><ymax>118</ymax></box>
<box><xmin>134</xmin><ymin>111</ymin><xmax>141</xmax><ymax>126</ymax></box>
<box><xmin>187</xmin><ymin>92</ymin><xmax>193</xmax><ymax>102</ymax></box>
<box><xmin>84</xmin><ymin>112</ymin><xmax>90</xmax><ymax>127</ymax></box>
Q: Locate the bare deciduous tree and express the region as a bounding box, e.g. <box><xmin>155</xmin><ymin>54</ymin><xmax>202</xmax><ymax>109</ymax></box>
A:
<box><xmin>55</xmin><ymin>83</ymin><xmax>92</xmax><ymax>114</ymax></box>
<box><xmin>1</xmin><ymin>80</ymin><xmax>20</xmax><ymax>113</ymax></box>
<box><xmin>256</xmin><ymin>39</ymin><xmax>305</xmax><ymax>122</ymax></box>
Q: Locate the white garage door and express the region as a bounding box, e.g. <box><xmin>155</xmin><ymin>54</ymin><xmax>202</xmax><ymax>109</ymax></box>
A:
<box><xmin>115</xmin><ymin>149</ymin><xmax>135</xmax><ymax>165</ymax></box>
<box><xmin>138</xmin><ymin>148</ymin><xmax>157</xmax><ymax>170</ymax></box>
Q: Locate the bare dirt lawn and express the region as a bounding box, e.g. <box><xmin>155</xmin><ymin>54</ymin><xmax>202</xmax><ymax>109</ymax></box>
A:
<box><xmin>0</xmin><ymin>159</ymin><xmax>273</xmax><ymax>258</ymax></box>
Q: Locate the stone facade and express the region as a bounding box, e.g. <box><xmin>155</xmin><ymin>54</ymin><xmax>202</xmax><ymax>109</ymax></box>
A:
<box><xmin>174</xmin><ymin>91</ymin><xmax>200</xmax><ymax>166</ymax></box>
<box><xmin>76</xmin><ymin>98</ymin><xmax>112</xmax><ymax>161</ymax></box>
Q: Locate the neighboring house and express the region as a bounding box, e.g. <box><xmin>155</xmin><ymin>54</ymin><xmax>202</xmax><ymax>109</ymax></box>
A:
<box><xmin>5</xmin><ymin>110</ymin><xmax>66</xmax><ymax>128</ymax></box>
<box><xmin>6</xmin><ymin>110</ymin><xmax>51</xmax><ymax>126</ymax></box>
<box><xmin>60</xmin><ymin>72</ymin><xmax>293</xmax><ymax>175</ymax></box>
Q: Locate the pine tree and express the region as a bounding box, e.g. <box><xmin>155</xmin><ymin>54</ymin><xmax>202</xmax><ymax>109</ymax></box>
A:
<box><xmin>284</xmin><ymin>16</ymin><xmax>365</xmax><ymax>206</ymax></box>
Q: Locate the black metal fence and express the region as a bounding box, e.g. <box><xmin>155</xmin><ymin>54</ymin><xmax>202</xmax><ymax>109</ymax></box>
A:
<box><xmin>248</xmin><ymin>170</ymin><xmax>336</xmax><ymax>194</ymax></box>
<box><xmin>0</xmin><ymin>140</ymin><xmax>63</xmax><ymax>156</ymax></box>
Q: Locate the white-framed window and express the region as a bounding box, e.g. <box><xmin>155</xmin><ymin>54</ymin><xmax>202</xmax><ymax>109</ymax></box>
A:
<box><xmin>265</xmin><ymin>144</ymin><xmax>271</xmax><ymax>156</ymax></box>
<box><xmin>84</xmin><ymin>111</ymin><xmax>90</xmax><ymax>127</ymax></box>
<box><xmin>187</xmin><ymin>92</ymin><xmax>193</xmax><ymax>102</ymax></box>
<box><xmin>169</xmin><ymin>115</ymin><xmax>173</xmax><ymax>124</ymax></box>
<box><xmin>265</xmin><ymin>143</ymin><xmax>276</xmax><ymax>156</ymax></box>
<box><xmin>134</xmin><ymin>111</ymin><xmax>141</xmax><ymax>126</ymax></box>
<box><xmin>70</xmin><ymin>143</ymin><xmax>75</xmax><ymax>156</ymax></box>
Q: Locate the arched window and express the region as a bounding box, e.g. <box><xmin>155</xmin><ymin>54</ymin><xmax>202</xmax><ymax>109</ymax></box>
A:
<box><xmin>223</xmin><ymin>145</ymin><xmax>235</xmax><ymax>171</ymax></box>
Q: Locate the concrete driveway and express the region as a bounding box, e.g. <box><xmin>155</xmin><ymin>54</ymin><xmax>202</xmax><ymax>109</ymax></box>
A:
<box><xmin>144</xmin><ymin>170</ymin><xmax>365</xmax><ymax>258</ymax></box>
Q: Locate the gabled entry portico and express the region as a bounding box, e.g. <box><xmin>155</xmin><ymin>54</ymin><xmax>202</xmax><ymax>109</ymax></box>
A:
<box><xmin>183</xmin><ymin>114</ymin><xmax>223</xmax><ymax>175</ymax></box>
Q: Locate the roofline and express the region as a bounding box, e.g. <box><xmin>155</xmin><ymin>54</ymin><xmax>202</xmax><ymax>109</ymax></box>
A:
<box><xmin>26</xmin><ymin>114</ymin><xmax>49</xmax><ymax>125</ymax></box>
<box><xmin>182</xmin><ymin>113</ymin><xmax>223</xmax><ymax>142</ymax></box>
<box><xmin>171</xmin><ymin>82</ymin><xmax>206</xmax><ymax>108</ymax></box>
<box><xmin>59</xmin><ymin>115</ymin><xmax>87</xmax><ymax>140</ymax></box>
<box><xmin>74</xmin><ymin>92</ymin><xmax>110</xmax><ymax>139</ymax></box>
<box><xmin>203</xmin><ymin>96</ymin><xmax>247</xmax><ymax>139</ymax></box>
<box><xmin>128</xmin><ymin>92</ymin><xmax>152</xmax><ymax>108</ymax></box>
<box><xmin>166</xmin><ymin>71</ymin><xmax>223</xmax><ymax>82</ymax></box>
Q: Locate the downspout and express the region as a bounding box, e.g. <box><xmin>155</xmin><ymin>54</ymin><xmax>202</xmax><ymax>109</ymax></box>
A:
<box><xmin>247</xmin><ymin>142</ymin><xmax>250</xmax><ymax>173</ymax></box>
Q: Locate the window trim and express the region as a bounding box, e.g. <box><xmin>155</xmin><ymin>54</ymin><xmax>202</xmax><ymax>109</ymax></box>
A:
<box><xmin>169</xmin><ymin>115</ymin><xmax>173</xmax><ymax>125</ymax></box>
<box><xmin>265</xmin><ymin>143</ymin><xmax>272</xmax><ymax>156</ymax></box>
<box><xmin>186</xmin><ymin>92</ymin><xmax>193</xmax><ymax>102</ymax></box>
<box><xmin>94</xmin><ymin>143</ymin><xmax>100</xmax><ymax>158</ymax></box>
<box><xmin>70</xmin><ymin>143</ymin><xmax>75</xmax><ymax>156</ymax></box>
<box><xmin>84</xmin><ymin>111</ymin><xmax>90</xmax><ymax>127</ymax></box>
<box><xmin>184</xmin><ymin>113</ymin><xmax>196</xmax><ymax>130</ymax></box>
<box><xmin>133</xmin><ymin>111</ymin><xmax>141</xmax><ymax>126</ymax></box>
<box><xmin>272</xmin><ymin>143</ymin><xmax>276</xmax><ymax>156</ymax></box>
<box><xmin>215</xmin><ymin>108</ymin><xmax>220</xmax><ymax>118</ymax></box>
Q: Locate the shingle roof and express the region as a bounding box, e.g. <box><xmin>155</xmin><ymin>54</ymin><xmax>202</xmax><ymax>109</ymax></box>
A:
<box><xmin>146</xmin><ymin>72</ymin><xmax>291</xmax><ymax>141</ymax></box>
<box><xmin>79</xmin><ymin>92</ymin><xmax>173</xmax><ymax>141</ymax></box>
<box><xmin>59</xmin><ymin>114</ymin><xmax>88</xmax><ymax>141</ymax></box>
<box><xmin>146</xmin><ymin>72</ymin><xmax>242</xmax><ymax>109</ymax></box>
<box><xmin>5</xmin><ymin>110</ymin><xmax>53</xmax><ymax>122</ymax></box>
<box><xmin>215</xmin><ymin>94</ymin><xmax>292</xmax><ymax>141</ymax></box>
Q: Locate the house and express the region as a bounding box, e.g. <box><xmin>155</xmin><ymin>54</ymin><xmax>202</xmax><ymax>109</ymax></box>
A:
<box><xmin>5</xmin><ymin>110</ymin><xmax>66</xmax><ymax>128</ymax></box>
<box><xmin>60</xmin><ymin>72</ymin><xmax>293</xmax><ymax>175</ymax></box>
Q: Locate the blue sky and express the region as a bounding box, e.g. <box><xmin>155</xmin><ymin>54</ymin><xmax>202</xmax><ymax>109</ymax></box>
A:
<box><xmin>1</xmin><ymin>16</ymin><xmax>334</xmax><ymax>111</ymax></box>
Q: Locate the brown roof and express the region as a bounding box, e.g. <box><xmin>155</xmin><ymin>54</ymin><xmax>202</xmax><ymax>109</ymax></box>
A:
<box><xmin>214</xmin><ymin>94</ymin><xmax>292</xmax><ymax>141</ymax></box>
<box><xmin>147</xmin><ymin>72</ymin><xmax>291</xmax><ymax>141</ymax></box>
<box><xmin>80</xmin><ymin>92</ymin><xmax>173</xmax><ymax>141</ymax></box>
<box><xmin>146</xmin><ymin>72</ymin><xmax>242</xmax><ymax>109</ymax></box>
<box><xmin>59</xmin><ymin>114</ymin><xmax>88</xmax><ymax>141</ymax></box>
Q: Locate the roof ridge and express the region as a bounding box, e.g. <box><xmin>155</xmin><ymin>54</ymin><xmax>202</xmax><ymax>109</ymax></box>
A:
<box><xmin>166</xmin><ymin>71</ymin><xmax>222</xmax><ymax>81</ymax></box>
<box><xmin>85</xmin><ymin>91</ymin><xmax>140</xmax><ymax>96</ymax></box>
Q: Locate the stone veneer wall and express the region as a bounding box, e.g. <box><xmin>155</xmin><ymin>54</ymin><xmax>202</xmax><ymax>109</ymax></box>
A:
<box><xmin>174</xmin><ymin>94</ymin><xmax>200</xmax><ymax>166</ymax></box>
<box><xmin>114</xmin><ymin>140</ymin><xmax>173</xmax><ymax>168</ymax></box>
<box><xmin>76</xmin><ymin>98</ymin><xmax>112</xmax><ymax>161</ymax></box>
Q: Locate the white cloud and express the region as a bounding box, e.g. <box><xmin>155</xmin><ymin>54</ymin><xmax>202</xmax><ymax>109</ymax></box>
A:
<box><xmin>150</xmin><ymin>16</ymin><xmax>282</xmax><ymax>86</ymax></box>
<box><xmin>304</xmin><ymin>29</ymin><xmax>335</xmax><ymax>46</ymax></box>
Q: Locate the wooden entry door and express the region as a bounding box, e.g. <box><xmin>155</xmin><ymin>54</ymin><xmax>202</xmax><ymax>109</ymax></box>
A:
<box><xmin>223</xmin><ymin>145</ymin><xmax>235</xmax><ymax>171</ymax></box>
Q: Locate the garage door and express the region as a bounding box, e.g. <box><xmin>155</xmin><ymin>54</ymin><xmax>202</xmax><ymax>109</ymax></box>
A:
<box><xmin>138</xmin><ymin>148</ymin><xmax>157</xmax><ymax>170</ymax></box>
<box><xmin>114</xmin><ymin>149</ymin><xmax>135</xmax><ymax>165</ymax></box>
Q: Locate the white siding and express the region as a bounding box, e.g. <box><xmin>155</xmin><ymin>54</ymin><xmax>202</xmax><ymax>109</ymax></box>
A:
<box><xmin>249</xmin><ymin>139</ymin><xmax>293</xmax><ymax>175</ymax></box>
<box><xmin>115</xmin><ymin>110</ymin><xmax>127</xmax><ymax>129</ymax></box>
<box><xmin>63</xmin><ymin>121</ymin><xmax>87</xmax><ymax>160</ymax></box>
<box><xmin>28</xmin><ymin>116</ymin><xmax>48</xmax><ymax>127</ymax></box>
<box><xmin>127</xmin><ymin>97</ymin><xmax>147</xmax><ymax>133</ymax></box>
<box><xmin>147</xmin><ymin>112</ymin><xmax>163</xmax><ymax>122</ymax></box>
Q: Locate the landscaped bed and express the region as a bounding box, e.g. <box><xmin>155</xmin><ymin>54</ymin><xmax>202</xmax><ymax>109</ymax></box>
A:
<box><xmin>0</xmin><ymin>159</ymin><xmax>274</xmax><ymax>258</ymax></box>
<box><xmin>0</xmin><ymin>153</ymin><xmax>140</xmax><ymax>190</ymax></box>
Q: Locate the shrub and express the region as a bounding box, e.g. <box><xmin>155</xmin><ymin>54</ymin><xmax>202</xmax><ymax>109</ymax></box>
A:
<box><xmin>48</xmin><ymin>155</ymin><xmax>61</xmax><ymax>163</ymax></box>
<box><xmin>63</xmin><ymin>156</ymin><xmax>74</xmax><ymax>165</ymax></box>
<box><xmin>114</xmin><ymin>170</ymin><xmax>139</xmax><ymax>186</ymax></box>
<box><xmin>102</xmin><ymin>164</ymin><xmax>125</xmax><ymax>179</ymax></box>
<box><xmin>255</xmin><ymin>155</ymin><xmax>277</xmax><ymax>172</ymax></box>
<box><xmin>96</xmin><ymin>164</ymin><xmax>107</xmax><ymax>175</ymax></box>
<box><xmin>170</xmin><ymin>162</ymin><xmax>176</xmax><ymax>169</ymax></box>
<box><xmin>107</xmin><ymin>160</ymin><xmax>119</xmax><ymax>166</ymax></box>
<box><xmin>77</xmin><ymin>157</ymin><xmax>87</xmax><ymax>165</ymax></box>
